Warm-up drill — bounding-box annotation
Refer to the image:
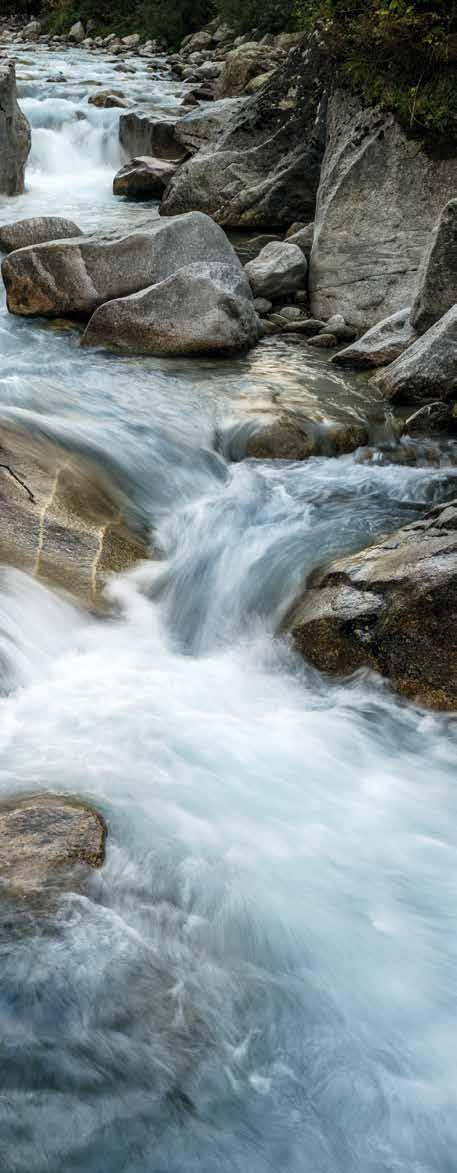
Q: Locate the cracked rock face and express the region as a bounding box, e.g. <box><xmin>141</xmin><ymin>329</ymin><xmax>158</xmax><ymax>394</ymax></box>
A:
<box><xmin>309</xmin><ymin>91</ymin><xmax>457</xmax><ymax>330</ymax></box>
<box><xmin>0</xmin><ymin>422</ymin><xmax>149</xmax><ymax>610</ymax></box>
<box><xmin>0</xmin><ymin>62</ymin><xmax>31</xmax><ymax>196</ymax></box>
<box><xmin>285</xmin><ymin>498</ymin><xmax>457</xmax><ymax>709</ymax></box>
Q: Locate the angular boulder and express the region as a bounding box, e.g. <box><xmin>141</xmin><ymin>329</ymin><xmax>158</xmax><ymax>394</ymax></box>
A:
<box><xmin>0</xmin><ymin>794</ymin><xmax>106</xmax><ymax>901</ymax></box>
<box><xmin>244</xmin><ymin>241</ymin><xmax>306</xmax><ymax>299</ymax></box>
<box><xmin>217</xmin><ymin>43</ymin><xmax>280</xmax><ymax>97</ymax></box>
<box><xmin>119</xmin><ymin>112</ymin><xmax>188</xmax><ymax>162</ymax></box>
<box><xmin>161</xmin><ymin>37</ymin><xmax>327</xmax><ymax>230</ymax></box>
<box><xmin>0</xmin><ymin>62</ymin><xmax>31</xmax><ymax>196</ymax></box>
<box><xmin>0</xmin><ymin>421</ymin><xmax>149</xmax><ymax>609</ymax></box>
<box><xmin>174</xmin><ymin>98</ymin><xmax>247</xmax><ymax>154</ymax></box>
<box><xmin>81</xmin><ymin>261</ymin><xmax>261</xmax><ymax>355</ymax></box>
<box><xmin>68</xmin><ymin>21</ymin><xmax>85</xmax><ymax>43</ymax></box>
<box><xmin>0</xmin><ymin>216</ymin><xmax>82</xmax><ymax>254</ymax></box>
<box><xmin>285</xmin><ymin>498</ymin><xmax>457</xmax><ymax>710</ymax></box>
<box><xmin>113</xmin><ymin>156</ymin><xmax>178</xmax><ymax>199</ymax></box>
<box><xmin>2</xmin><ymin>211</ymin><xmax>242</xmax><ymax>318</ymax></box>
<box><xmin>309</xmin><ymin>91</ymin><xmax>457</xmax><ymax>329</ymax></box>
<box><xmin>333</xmin><ymin>308</ymin><xmax>417</xmax><ymax>369</ymax></box>
<box><xmin>411</xmin><ymin>199</ymin><xmax>457</xmax><ymax>334</ymax></box>
<box><xmin>373</xmin><ymin>305</ymin><xmax>457</xmax><ymax>402</ymax></box>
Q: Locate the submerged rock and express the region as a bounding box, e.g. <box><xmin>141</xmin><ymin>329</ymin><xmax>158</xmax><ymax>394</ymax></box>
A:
<box><xmin>0</xmin><ymin>794</ymin><xmax>106</xmax><ymax>902</ymax></box>
<box><xmin>373</xmin><ymin>305</ymin><xmax>457</xmax><ymax>403</ymax></box>
<box><xmin>1</xmin><ymin>211</ymin><xmax>242</xmax><ymax>318</ymax></box>
<box><xmin>285</xmin><ymin>498</ymin><xmax>457</xmax><ymax>709</ymax></box>
<box><xmin>245</xmin><ymin>415</ymin><xmax>368</xmax><ymax>460</ymax></box>
<box><xmin>244</xmin><ymin>241</ymin><xmax>306</xmax><ymax>299</ymax></box>
<box><xmin>0</xmin><ymin>216</ymin><xmax>82</xmax><ymax>254</ymax></box>
<box><xmin>333</xmin><ymin>309</ymin><xmax>417</xmax><ymax>369</ymax></box>
<box><xmin>411</xmin><ymin>199</ymin><xmax>457</xmax><ymax>335</ymax></box>
<box><xmin>81</xmin><ymin>261</ymin><xmax>260</xmax><ymax>356</ymax></box>
<box><xmin>309</xmin><ymin>91</ymin><xmax>457</xmax><ymax>329</ymax></box>
<box><xmin>113</xmin><ymin>156</ymin><xmax>178</xmax><ymax>199</ymax></box>
<box><xmin>0</xmin><ymin>421</ymin><xmax>149</xmax><ymax>609</ymax></box>
<box><xmin>0</xmin><ymin>62</ymin><xmax>31</xmax><ymax>196</ymax></box>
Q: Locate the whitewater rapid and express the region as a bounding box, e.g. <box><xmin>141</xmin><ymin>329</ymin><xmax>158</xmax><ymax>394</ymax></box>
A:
<box><xmin>0</xmin><ymin>38</ymin><xmax>456</xmax><ymax>1173</ymax></box>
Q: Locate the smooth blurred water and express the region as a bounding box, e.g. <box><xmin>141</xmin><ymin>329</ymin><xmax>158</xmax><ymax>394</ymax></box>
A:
<box><xmin>0</xmin><ymin>39</ymin><xmax>457</xmax><ymax>1173</ymax></box>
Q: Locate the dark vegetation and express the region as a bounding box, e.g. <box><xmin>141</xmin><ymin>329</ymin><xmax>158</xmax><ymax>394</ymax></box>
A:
<box><xmin>3</xmin><ymin>0</ymin><xmax>457</xmax><ymax>144</ymax></box>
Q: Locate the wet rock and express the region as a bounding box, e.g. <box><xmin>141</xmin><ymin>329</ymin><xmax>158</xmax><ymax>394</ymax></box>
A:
<box><xmin>0</xmin><ymin>62</ymin><xmax>31</xmax><ymax>196</ymax></box>
<box><xmin>411</xmin><ymin>200</ymin><xmax>457</xmax><ymax>334</ymax></box>
<box><xmin>333</xmin><ymin>308</ymin><xmax>417</xmax><ymax>369</ymax></box>
<box><xmin>113</xmin><ymin>157</ymin><xmax>178</xmax><ymax>200</ymax></box>
<box><xmin>161</xmin><ymin>37</ymin><xmax>327</xmax><ymax>230</ymax></box>
<box><xmin>2</xmin><ymin>211</ymin><xmax>241</xmax><ymax>319</ymax></box>
<box><xmin>119</xmin><ymin>113</ymin><xmax>188</xmax><ymax>162</ymax></box>
<box><xmin>0</xmin><ymin>794</ymin><xmax>106</xmax><ymax>902</ymax></box>
<box><xmin>307</xmin><ymin>332</ymin><xmax>338</xmax><ymax>348</ymax></box>
<box><xmin>88</xmin><ymin>90</ymin><xmax>129</xmax><ymax>109</ymax></box>
<box><xmin>68</xmin><ymin>21</ymin><xmax>85</xmax><ymax>43</ymax></box>
<box><xmin>245</xmin><ymin>241</ymin><xmax>306</xmax><ymax>299</ymax></box>
<box><xmin>285</xmin><ymin>497</ymin><xmax>457</xmax><ymax>710</ymax></box>
<box><xmin>246</xmin><ymin>415</ymin><xmax>368</xmax><ymax>460</ymax></box>
<box><xmin>373</xmin><ymin>305</ymin><xmax>457</xmax><ymax>403</ymax></box>
<box><xmin>0</xmin><ymin>421</ymin><xmax>149</xmax><ymax>609</ymax></box>
<box><xmin>0</xmin><ymin>216</ymin><xmax>82</xmax><ymax>254</ymax></box>
<box><xmin>309</xmin><ymin>91</ymin><xmax>457</xmax><ymax>329</ymax></box>
<box><xmin>81</xmin><ymin>261</ymin><xmax>261</xmax><ymax>356</ymax></box>
<box><xmin>403</xmin><ymin>401</ymin><xmax>457</xmax><ymax>436</ymax></box>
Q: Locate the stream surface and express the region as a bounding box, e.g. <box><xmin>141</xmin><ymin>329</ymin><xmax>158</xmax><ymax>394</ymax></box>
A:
<box><xmin>0</xmin><ymin>39</ymin><xmax>457</xmax><ymax>1173</ymax></box>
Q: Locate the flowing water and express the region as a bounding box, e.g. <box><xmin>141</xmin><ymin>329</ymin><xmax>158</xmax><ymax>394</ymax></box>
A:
<box><xmin>0</xmin><ymin>38</ymin><xmax>457</xmax><ymax>1173</ymax></box>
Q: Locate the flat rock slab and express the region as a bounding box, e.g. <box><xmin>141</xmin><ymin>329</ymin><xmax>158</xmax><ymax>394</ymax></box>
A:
<box><xmin>0</xmin><ymin>422</ymin><xmax>149</xmax><ymax>609</ymax></box>
<box><xmin>285</xmin><ymin>497</ymin><xmax>457</xmax><ymax>709</ymax></box>
<box><xmin>0</xmin><ymin>215</ymin><xmax>82</xmax><ymax>254</ymax></box>
<box><xmin>0</xmin><ymin>794</ymin><xmax>106</xmax><ymax>900</ymax></box>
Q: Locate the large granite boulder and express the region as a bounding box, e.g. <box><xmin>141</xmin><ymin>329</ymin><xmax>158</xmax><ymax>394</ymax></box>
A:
<box><xmin>411</xmin><ymin>199</ymin><xmax>457</xmax><ymax>334</ymax></box>
<box><xmin>333</xmin><ymin>308</ymin><xmax>417</xmax><ymax>369</ymax></box>
<box><xmin>113</xmin><ymin>156</ymin><xmax>178</xmax><ymax>199</ymax></box>
<box><xmin>0</xmin><ymin>62</ymin><xmax>31</xmax><ymax>196</ymax></box>
<box><xmin>217</xmin><ymin>43</ymin><xmax>281</xmax><ymax>97</ymax></box>
<box><xmin>0</xmin><ymin>216</ymin><xmax>82</xmax><ymax>254</ymax></box>
<box><xmin>244</xmin><ymin>415</ymin><xmax>368</xmax><ymax>460</ymax></box>
<box><xmin>285</xmin><ymin>498</ymin><xmax>457</xmax><ymax>710</ymax></box>
<box><xmin>81</xmin><ymin>261</ymin><xmax>261</xmax><ymax>355</ymax></box>
<box><xmin>161</xmin><ymin>37</ymin><xmax>327</xmax><ymax>230</ymax></box>
<box><xmin>0</xmin><ymin>794</ymin><xmax>106</xmax><ymax>902</ymax></box>
<box><xmin>2</xmin><ymin>211</ymin><xmax>242</xmax><ymax>318</ymax></box>
<box><xmin>0</xmin><ymin>421</ymin><xmax>149</xmax><ymax>609</ymax></box>
<box><xmin>244</xmin><ymin>240</ymin><xmax>307</xmax><ymax>298</ymax></box>
<box><xmin>68</xmin><ymin>21</ymin><xmax>85</xmax><ymax>43</ymax></box>
<box><xmin>309</xmin><ymin>91</ymin><xmax>457</xmax><ymax>330</ymax></box>
<box><xmin>174</xmin><ymin>98</ymin><xmax>247</xmax><ymax>154</ymax></box>
<box><xmin>373</xmin><ymin>305</ymin><xmax>457</xmax><ymax>402</ymax></box>
<box><xmin>119</xmin><ymin>112</ymin><xmax>188</xmax><ymax>162</ymax></box>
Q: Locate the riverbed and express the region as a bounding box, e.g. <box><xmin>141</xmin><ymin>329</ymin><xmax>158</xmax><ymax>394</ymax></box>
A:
<box><xmin>0</xmin><ymin>38</ymin><xmax>457</xmax><ymax>1173</ymax></box>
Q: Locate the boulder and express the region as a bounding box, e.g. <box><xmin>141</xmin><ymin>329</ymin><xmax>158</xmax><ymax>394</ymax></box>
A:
<box><xmin>68</xmin><ymin>21</ymin><xmax>85</xmax><ymax>43</ymax></box>
<box><xmin>309</xmin><ymin>91</ymin><xmax>457</xmax><ymax>329</ymax></box>
<box><xmin>0</xmin><ymin>421</ymin><xmax>149</xmax><ymax>608</ymax></box>
<box><xmin>23</xmin><ymin>19</ymin><xmax>41</xmax><ymax>40</ymax></box>
<box><xmin>0</xmin><ymin>794</ymin><xmax>106</xmax><ymax>902</ymax></box>
<box><xmin>174</xmin><ymin>98</ymin><xmax>247</xmax><ymax>154</ymax></box>
<box><xmin>244</xmin><ymin>241</ymin><xmax>306</xmax><ymax>298</ymax></box>
<box><xmin>88</xmin><ymin>90</ymin><xmax>129</xmax><ymax>109</ymax></box>
<box><xmin>403</xmin><ymin>401</ymin><xmax>457</xmax><ymax>437</ymax></box>
<box><xmin>113</xmin><ymin>156</ymin><xmax>178</xmax><ymax>199</ymax></box>
<box><xmin>285</xmin><ymin>497</ymin><xmax>457</xmax><ymax>710</ymax></box>
<box><xmin>2</xmin><ymin>211</ymin><xmax>242</xmax><ymax>318</ymax></box>
<box><xmin>307</xmin><ymin>332</ymin><xmax>338</xmax><ymax>348</ymax></box>
<box><xmin>0</xmin><ymin>62</ymin><xmax>31</xmax><ymax>196</ymax></box>
<box><xmin>373</xmin><ymin>305</ymin><xmax>457</xmax><ymax>403</ymax></box>
<box><xmin>217</xmin><ymin>43</ymin><xmax>280</xmax><ymax>98</ymax></box>
<box><xmin>119</xmin><ymin>112</ymin><xmax>187</xmax><ymax>162</ymax></box>
<box><xmin>245</xmin><ymin>415</ymin><xmax>367</xmax><ymax>460</ymax></box>
<box><xmin>121</xmin><ymin>33</ymin><xmax>140</xmax><ymax>48</ymax></box>
<box><xmin>0</xmin><ymin>216</ymin><xmax>82</xmax><ymax>254</ymax></box>
<box><xmin>333</xmin><ymin>308</ymin><xmax>417</xmax><ymax>369</ymax></box>
<box><xmin>411</xmin><ymin>200</ymin><xmax>457</xmax><ymax>334</ymax></box>
<box><xmin>160</xmin><ymin>37</ymin><xmax>327</xmax><ymax>230</ymax></box>
<box><xmin>81</xmin><ymin>261</ymin><xmax>260</xmax><ymax>356</ymax></box>
<box><xmin>285</xmin><ymin>221</ymin><xmax>314</xmax><ymax>262</ymax></box>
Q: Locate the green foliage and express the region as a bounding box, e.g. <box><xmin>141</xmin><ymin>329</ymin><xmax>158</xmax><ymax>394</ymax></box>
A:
<box><xmin>215</xmin><ymin>0</ymin><xmax>297</xmax><ymax>36</ymax></box>
<box><xmin>45</xmin><ymin>0</ymin><xmax>214</xmax><ymax>45</ymax></box>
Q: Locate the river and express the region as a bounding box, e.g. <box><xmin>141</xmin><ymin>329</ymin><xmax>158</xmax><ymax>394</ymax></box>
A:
<box><xmin>0</xmin><ymin>38</ymin><xmax>457</xmax><ymax>1173</ymax></box>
